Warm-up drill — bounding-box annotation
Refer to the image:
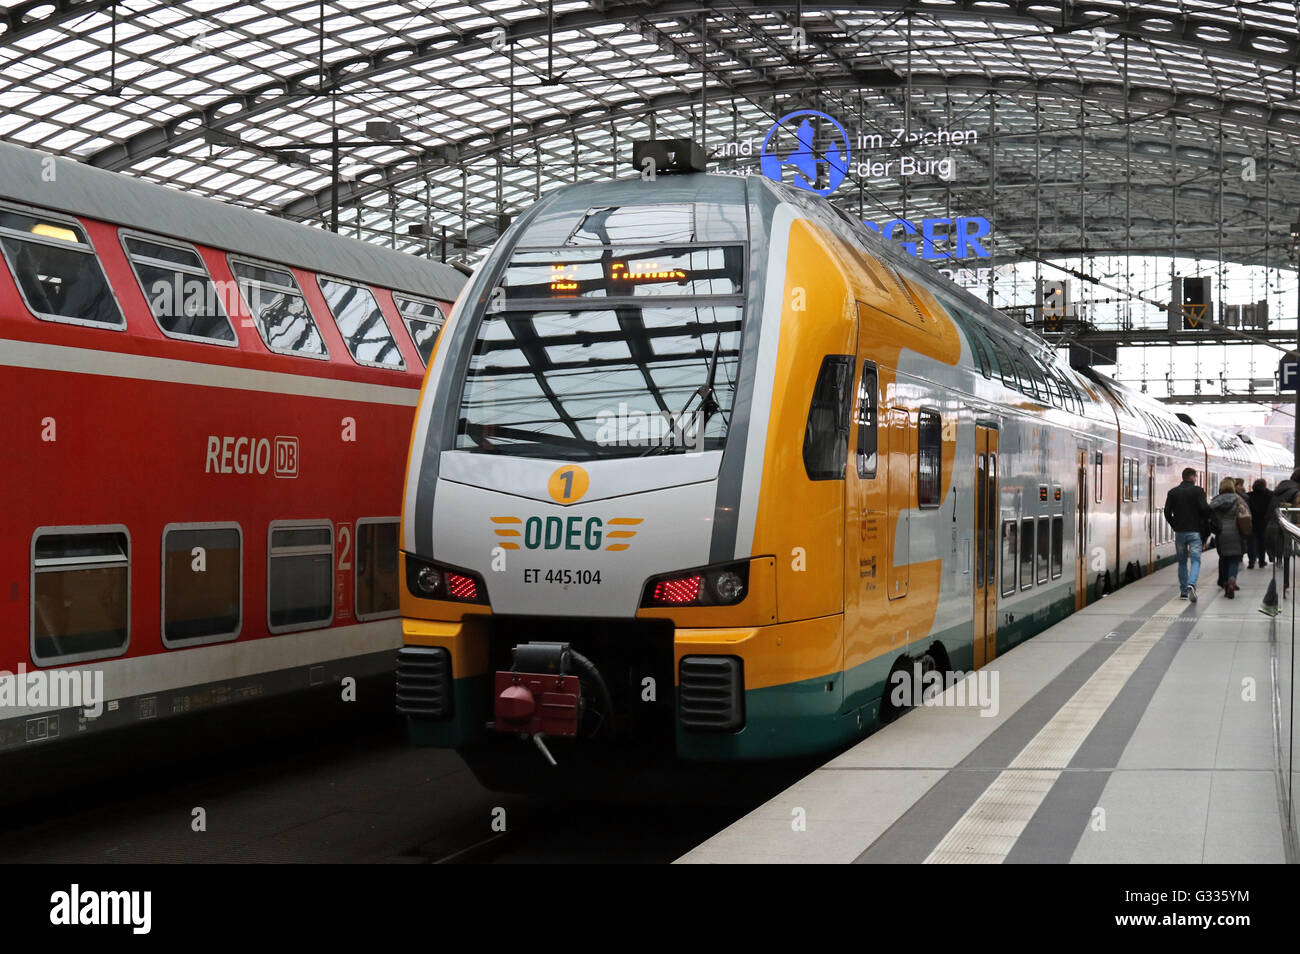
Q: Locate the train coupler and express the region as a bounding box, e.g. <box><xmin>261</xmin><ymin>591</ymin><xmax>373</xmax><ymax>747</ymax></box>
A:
<box><xmin>491</xmin><ymin>642</ymin><xmax>582</xmax><ymax>763</ymax></box>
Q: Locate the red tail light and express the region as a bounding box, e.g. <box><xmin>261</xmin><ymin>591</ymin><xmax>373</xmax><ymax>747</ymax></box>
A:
<box><xmin>406</xmin><ymin>554</ymin><xmax>489</xmax><ymax>604</ymax></box>
<box><xmin>447</xmin><ymin>572</ymin><xmax>479</xmax><ymax>600</ymax></box>
<box><xmin>652</xmin><ymin>575</ymin><xmax>702</xmax><ymax>604</ymax></box>
<box><xmin>641</xmin><ymin>561</ymin><xmax>751</xmax><ymax>608</ymax></box>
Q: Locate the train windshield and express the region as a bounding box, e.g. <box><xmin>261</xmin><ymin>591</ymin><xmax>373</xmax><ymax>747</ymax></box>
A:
<box><xmin>455</xmin><ymin>253</ymin><xmax>746</xmax><ymax>460</ymax></box>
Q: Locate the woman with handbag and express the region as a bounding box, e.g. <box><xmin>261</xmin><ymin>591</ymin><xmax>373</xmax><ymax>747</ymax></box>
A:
<box><xmin>1210</xmin><ymin>477</ymin><xmax>1252</xmax><ymax>598</ymax></box>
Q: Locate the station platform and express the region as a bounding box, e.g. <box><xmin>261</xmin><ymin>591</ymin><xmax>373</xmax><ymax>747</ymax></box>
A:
<box><xmin>679</xmin><ymin>561</ymin><xmax>1295</xmax><ymax>864</ymax></box>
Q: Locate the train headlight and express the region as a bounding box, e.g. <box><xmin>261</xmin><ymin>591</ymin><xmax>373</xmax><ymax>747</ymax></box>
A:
<box><xmin>709</xmin><ymin>570</ymin><xmax>746</xmax><ymax>604</ymax></box>
<box><xmin>641</xmin><ymin>560</ymin><xmax>750</xmax><ymax>607</ymax></box>
<box><xmin>414</xmin><ymin>566</ymin><xmax>443</xmax><ymax>597</ymax></box>
<box><xmin>405</xmin><ymin>554</ymin><xmax>489</xmax><ymax>604</ymax></box>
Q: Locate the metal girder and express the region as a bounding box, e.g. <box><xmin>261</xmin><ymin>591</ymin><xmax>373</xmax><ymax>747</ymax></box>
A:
<box><xmin>0</xmin><ymin>0</ymin><xmax>117</xmax><ymax>46</ymax></box>
<box><xmin>1022</xmin><ymin>132</ymin><xmax>1299</xmax><ymax>176</ymax></box>
<box><xmin>1158</xmin><ymin>393</ymin><xmax>1288</xmax><ymax>406</ymax></box>
<box><xmin>1071</xmin><ymin>329</ymin><xmax>1300</xmax><ymax>349</ymax></box>
<box><xmin>276</xmin><ymin>70</ymin><xmax>897</xmax><ymax>221</ymax></box>
<box><xmin>275</xmin><ymin>71</ymin><xmax>1296</xmax><ymax>222</ymax></box>
<box><xmin>632</xmin><ymin>0</ymin><xmax>1300</xmax><ymax>71</ymax></box>
<box><xmin>82</xmin><ymin>3</ymin><xmax>1300</xmax><ymax>176</ymax></box>
<box><xmin>85</xmin><ymin>1</ymin><xmax>719</xmax><ymax>171</ymax></box>
<box><xmin>921</xmin><ymin>72</ymin><xmax>1300</xmax><ymax>136</ymax></box>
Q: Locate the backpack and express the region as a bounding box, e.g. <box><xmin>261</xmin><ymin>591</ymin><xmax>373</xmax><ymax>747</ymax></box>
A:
<box><xmin>1236</xmin><ymin>500</ymin><xmax>1253</xmax><ymax>537</ymax></box>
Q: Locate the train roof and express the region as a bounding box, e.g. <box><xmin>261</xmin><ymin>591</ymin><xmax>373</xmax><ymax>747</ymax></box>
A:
<box><xmin>0</xmin><ymin>138</ymin><xmax>464</xmax><ymax>302</ymax></box>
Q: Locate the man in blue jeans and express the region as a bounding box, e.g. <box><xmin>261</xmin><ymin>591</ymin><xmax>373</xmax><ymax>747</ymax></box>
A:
<box><xmin>1164</xmin><ymin>467</ymin><xmax>1213</xmax><ymax>602</ymax></box>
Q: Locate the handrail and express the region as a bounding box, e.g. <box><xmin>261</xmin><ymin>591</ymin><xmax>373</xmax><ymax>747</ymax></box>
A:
<box><xmin>1266</xmin><ymin>505</ymin><xmax>1298</xmax><ymax>860</ymax></box>
<box><xmin>1279</xmin><ymin>507</ymin><xmax>1300</xmax><ymax>543</ymax></box>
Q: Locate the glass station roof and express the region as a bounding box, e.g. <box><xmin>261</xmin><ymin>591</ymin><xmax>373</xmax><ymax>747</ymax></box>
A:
<box><xmin>2</xmin><ymin>0</ymin><xmax>1299</xmax><ymax>269</ymax></box>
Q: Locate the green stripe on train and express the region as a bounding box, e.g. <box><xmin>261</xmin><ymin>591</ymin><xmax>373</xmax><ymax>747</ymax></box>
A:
<box><xmin>676</xmin><ymin>591</ymin><xmax>1077</xmax><ymax>761</ymax></box>
<box><xmin>409</xmin><ymin>581</ymin><xmax>1142</xmax><ymax>759</ymax></box>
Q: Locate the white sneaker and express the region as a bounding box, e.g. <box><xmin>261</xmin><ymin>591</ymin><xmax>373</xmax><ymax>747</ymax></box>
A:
<box><xmin>1188</xmin><ymin>585</ymin><xmax>1198</xmax><ymax>603</ymax></box>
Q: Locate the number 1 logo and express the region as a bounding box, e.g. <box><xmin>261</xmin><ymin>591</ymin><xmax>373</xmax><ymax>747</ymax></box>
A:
<box><xmin>547</xmin><ymin>465</ymin><xmax>589</xmax><ymax>504</ymax></box>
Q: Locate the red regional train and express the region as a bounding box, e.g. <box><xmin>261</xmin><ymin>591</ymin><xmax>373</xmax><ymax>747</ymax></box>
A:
<box><xmin>0</xmin><ymin>140</ymin><xmax>463</xmax><ymax>752</ymax></box>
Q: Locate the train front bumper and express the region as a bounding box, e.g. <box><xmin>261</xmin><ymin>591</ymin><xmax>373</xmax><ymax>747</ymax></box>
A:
<box><xmin>397</xmin><ymin>615</ymin><xmax>863</xmax><ymax>760</ymax></box>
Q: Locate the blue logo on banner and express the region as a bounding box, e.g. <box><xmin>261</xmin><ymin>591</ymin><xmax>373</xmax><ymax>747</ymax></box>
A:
<box><xmin>759</xmin><ymin>110</ymin><xmax>851</xmax><ymax>197</ymax></box>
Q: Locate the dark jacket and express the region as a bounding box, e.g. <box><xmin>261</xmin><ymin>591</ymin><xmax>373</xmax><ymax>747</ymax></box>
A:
<box><xmin>1210</xmin><ymin>492</ymin><xmax>1248</xmax><ymax>557</ymax></box>
<box><xmin>1276</xmin><ymin>479</ymin><xmax>1300</xmax><ymax>506</ymax></box>
<box><xmin>1164</xmin><ymin>480</ymin><xmax>1212</xmax><ymax>534</ymax></box>
<box><xmin>1248</xmin><ymin>487</ymin><xmax>1277</xmax><ymax>530</ymax></box>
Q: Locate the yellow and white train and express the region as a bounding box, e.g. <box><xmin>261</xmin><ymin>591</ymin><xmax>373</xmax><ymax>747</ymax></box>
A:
<box><xmin>395</xmin><ymin>156</ymin><xmax>1292</xmax><ymax>784</ymax></box>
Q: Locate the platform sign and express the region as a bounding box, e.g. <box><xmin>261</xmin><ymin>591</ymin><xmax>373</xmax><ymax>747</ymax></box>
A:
<box><xmin>1280</xmin><ymin>355</ymin><xmax>1299</xmax><ymax>392</ymax></box>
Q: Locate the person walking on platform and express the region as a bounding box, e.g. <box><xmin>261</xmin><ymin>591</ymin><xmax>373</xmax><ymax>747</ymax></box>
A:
<box><xmin>1164</xmin><ymin>467</ymin><xmax>1212</xmax><ymax>602</ymax></box>
<box><xmin>1210</xmin><ymin>477</ymin><xmax>1251</xmax><ymax>598</ymax></box>
<box><xmin>1275</xmin><ymin>469</ymin><xmax>1300</xmax><ymax>596</ymax></box>
<box><xmin>1234</xmin><ymin>478</ymin><xmax>1257</xmax><ymax>568</ymax></box>
<box><xmin>1248</xmin><ymin>478</ymin><xmax>1277</xmax><ymax>569</ymax></box>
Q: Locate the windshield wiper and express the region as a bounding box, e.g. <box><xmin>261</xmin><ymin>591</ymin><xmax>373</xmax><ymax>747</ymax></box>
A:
<box><xmin>640</xmin><ymin>335</ymin><xmax>727</xmax><ymax>457</ymax></box>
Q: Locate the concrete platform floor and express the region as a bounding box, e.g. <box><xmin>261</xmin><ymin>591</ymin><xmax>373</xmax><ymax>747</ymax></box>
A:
<box><xmin>679</xmin><ymin>561</ymin><xmax>1292</xmax><ymax>864</ymax></box>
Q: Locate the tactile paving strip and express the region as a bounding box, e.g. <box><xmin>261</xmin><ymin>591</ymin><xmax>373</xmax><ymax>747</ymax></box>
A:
<box><xmin>924</xmin><ymin>595</ymin><xmax>1185</xmax><ymax>864</ymax></box>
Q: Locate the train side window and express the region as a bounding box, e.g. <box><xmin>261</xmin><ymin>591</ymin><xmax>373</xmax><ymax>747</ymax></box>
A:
<box><xmin>0</xmin><ymin>205</ymin><xmax>123</xmax><ymax>329</ymax></box>
<box><xmin>803</xmin><ymin>355</ymin><xmax>855</xmax><ymax>481</ymax></box>
<box><xmin>1012</xmin><ymin>355</ymin><xmax>1032</xmax><ymax>397</ymax></box>
<box><xmin>1020</xmin><ymin>518</ymin><xmax>1035</xmax><ymax>590</ymax></box>
<box><xmin>1051</xmin><ymin>514</ymin><xmax>1063</xmax><ymax>579</ymax></box>
<box><xmin>856</xmin><ymin>360</ymin><xmax>878</xmax><ymax>478</ymax></box>
<box><xmin>980</xmin><ymin>331</ymin><xmax>1001</xmax><ymax>379</ymax></box>
<box><xmin>1036</xmin><ymin>515</ymin><xmax>1050</xmax><ymax>584</ymax></box>
<box><xmin>394</xmin><ymin>294</ymin><xmax>446</xmax><ymax>366</ymax></box>
<box><xmin>994</xmin><ymin>343</ymin><xmax>1018</xmax><ymax>391</ymax></box>
<box><xmin>1001</xmin><ymin>519</ymin><xmax>1017</xmax><ymax>597</ymax></box>
<box><xmin>966</xmin><ymin>330</ymin><xmax>990</xmax><ymax>378</ymax></box>
<box><xmin>355</xmin><ymin>519</ymin><xmax>400</xmax><ymax>621</ymax></box>
<box><xmin>122</xmin><ymin>233</ymin><xmax>235</xmax><ymax>344</ymax></box>
<box><xmin>917</xmin><ymin>409</ymin><xmax>942</xmax><ymax>507</ymax></box>
<box><xmin>267</xmin><ymin>522</ymin><xmax>334</xmax><ymax>634</ymax></box>
<box><xmin>318</xmin><ymin>277</ymin><xmax>405</xmax><ymax>369</ymax></box>
<box><xmin>1024</xmin><ymin>358</ymin><xmax>1045</xmax><ymax>402</ymax></box>
<box><xmin>1121</xmin><ymin>458</ymin><xmax>1132</xmax><ymax>501</ymax></box>
<box><xmin>230</xmin><ymin>259</ymin><xmax>327</xmax><ymax>358</ymax></box>
<box><xmin>1028</xmin><ymin>360</ymin><xmax>1047</xmax><ymax>403</ymax></box>
<box><xmin>1045</xmin><ymin>373</ymin><xmax>1061</xmax><ymax>408</ymax></box>
<box><xmin>31</xmin><ymin>527</ymin><xmax>130</xmax><ymax>665</ymax></box>
<box><xmin>1095</xmin><ymin>451</ymin><xmax>1103</xmax><ymax>503</ymax></box>
<box><xmin>1017</xmin><ymin>356</ymin><xmax>1036</xmax><ymax>399</ymax></box>
<box><xmin>162</xmin><ymin>523</ymin><xmax>241</xmax><ymax>646</ymax></box>
<box><xmin>986</xmin><ymin>455</ymin><xmax>998</xmax><ymax>585</ymax></box>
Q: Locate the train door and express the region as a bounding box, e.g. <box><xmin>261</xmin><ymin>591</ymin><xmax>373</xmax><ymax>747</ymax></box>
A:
<box><xmin>974</xmin><ymin>424</ymin><xmax>999</xmax><ymax>666</ymax></box>
<box><xmin>1147</xmin><ymin>463</ymin><xmax>1155</xmax><ymax>572</ymax></box>
<box><xmin>887</xmin><ymin>406</ymin><xmax>911</xmax><ymax>600</ymax></box>
<box><xmin>1076</xmin><ymin>450</ymin><xmax>1088</xmax><ymax>610</ymax></box>
<box><xmin>844</xmin><ymin>355</ymin><xmax>882</xmax><ymax>707</ymax></box>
